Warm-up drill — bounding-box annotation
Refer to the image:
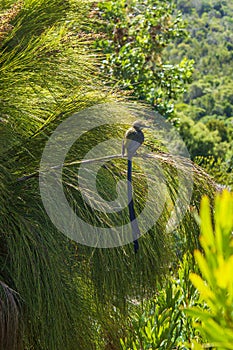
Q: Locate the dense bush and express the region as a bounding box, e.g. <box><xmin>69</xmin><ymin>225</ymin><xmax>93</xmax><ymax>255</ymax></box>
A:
<box><xmin>170</xmin><ymin>0</ymin><xmax>233</xmax><ymax>187</ymax></box>
<box><xmin>120</xmin><ymin>190</ymin><xmax>233</xmax><ymax>350</ymax></box>
<box><xmin>188</xmin><ymin>190</ymin><xmax>233</xmax><ymax>348</ymax></box>
<box><xmin>93</xmin><ymin>0</ymin><xmax>193</xmax><ymax>118</ymax></box>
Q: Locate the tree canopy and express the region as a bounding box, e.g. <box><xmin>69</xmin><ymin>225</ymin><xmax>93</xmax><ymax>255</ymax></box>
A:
<box><xmin>93</xmin><ymin>0</ymin><xmax>194</xmax><ymax>118</ymax></box>
<box><xmin>171</xmin><ymin>0</ymin><xmax>233</xmax><ymax>185</ymax></box>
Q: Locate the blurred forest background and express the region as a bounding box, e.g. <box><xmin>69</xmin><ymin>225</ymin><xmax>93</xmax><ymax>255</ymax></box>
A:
<box><xmin>0</xmin><ymin>0</ymin><xmax>233</xmax><ymax>349</ymax></box>
<box><xmin>94</xmin><ymin>0</ymin><xmax>233</xmax><ymax>187</ymax></box>
<box><xmin>174</xmin><ymin>0</ymin><xmax>233</xmax><ymax>186</ymax></box>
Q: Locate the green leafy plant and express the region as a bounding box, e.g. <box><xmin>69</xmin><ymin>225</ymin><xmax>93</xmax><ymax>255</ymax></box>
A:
<box><xmin>93</xmin><ymin>0</ymin><xmax>194</xmax><ymax>118</ymax></box>
<box><xmin>187</xmin><ymin>190</ymin><xmax>233</xmax><ymax>349</ymax></box>
<box><xmin>119</xmin><ymin>255</ymin><xmax>202</xmax><ymax>350</ymax></box>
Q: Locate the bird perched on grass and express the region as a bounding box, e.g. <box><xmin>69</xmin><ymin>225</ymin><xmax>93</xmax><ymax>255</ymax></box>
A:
<box><xmin>122</xmin><ymin>120</ymin><xmax>149</xmax><ymax>159</ymax></box>
<box><xmin>122</xmin><ymin>120</ymin><xmax>150</xmax><ymax>253</ymax></box>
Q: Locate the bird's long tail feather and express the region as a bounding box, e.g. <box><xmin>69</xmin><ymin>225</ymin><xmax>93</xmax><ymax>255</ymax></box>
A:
<box><xmin>127</xmin><ymin>159</ymin><xmax>140</xmax><ymax>253</ymax></box>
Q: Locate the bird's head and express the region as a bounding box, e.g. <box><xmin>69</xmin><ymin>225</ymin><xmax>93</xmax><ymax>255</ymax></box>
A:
<box><xmin>132</xmin><ymin>120</ymin><xmax>150</xmax><ymax>131</ymax></box>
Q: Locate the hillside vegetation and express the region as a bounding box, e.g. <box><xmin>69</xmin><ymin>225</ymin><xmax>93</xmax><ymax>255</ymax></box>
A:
<box><xmin>94</xmin><ymin>0</ymin><xmax>233</xmax><ymax>186</ymax></box>
<box><xmin>172</xmin><ymin>0</ymin><xmax>233</xmax><ymax>185</ymax></box>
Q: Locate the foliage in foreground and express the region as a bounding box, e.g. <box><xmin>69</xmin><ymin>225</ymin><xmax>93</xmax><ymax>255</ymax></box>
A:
<box><xmin>0</xmin><ymin>0</ymin><xmax>107</xmax><ymax>349</ymax></box>
<box><xmin>120</xmin><ymin>255</ymin><xmax>201</xmax><ymax>350</ymax></box>
<box><xmin>188</xmin><ymin>190</ymin><xmax>233</xmax><ymax>349</ymax></box>
<box><xmin>120</xmin><ymin>190</ymin><xmax>233</xmax><ymax>350</ymax></box>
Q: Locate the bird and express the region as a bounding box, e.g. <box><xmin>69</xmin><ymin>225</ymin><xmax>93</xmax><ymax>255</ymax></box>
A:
<box><xmin>122</xmin><ymin>120</ymin><xmax>150</xmax><ymax>253</ymax></box>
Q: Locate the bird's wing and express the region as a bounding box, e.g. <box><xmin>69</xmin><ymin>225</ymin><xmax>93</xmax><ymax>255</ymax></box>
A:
<box><xmin>124</xmin><ymin>129</ymin><xmax>142</xmax><ymax>158</ymax></box>
<box><xmin>125</xmin><ymin>127</ymin><xmax>137</xmax><ymax>139</ymax></box>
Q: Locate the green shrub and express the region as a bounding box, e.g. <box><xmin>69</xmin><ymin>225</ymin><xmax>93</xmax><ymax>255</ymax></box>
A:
<box><xmin>120</xmin><ymin>255</ymin><xmax>201</xmax><ymax>350</ymax></box>
<box><xmin>187</xmin><ymin>190</ymin><xmax>233</xmax><ymax>349</ymax></box>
